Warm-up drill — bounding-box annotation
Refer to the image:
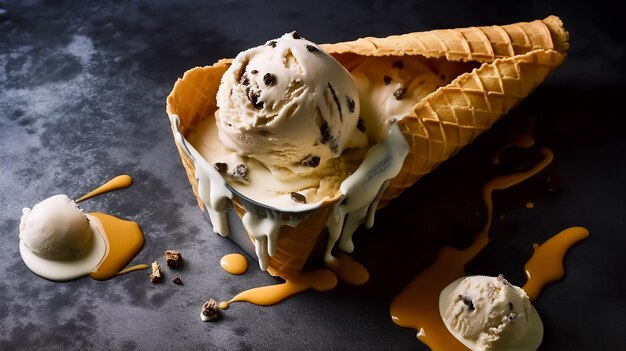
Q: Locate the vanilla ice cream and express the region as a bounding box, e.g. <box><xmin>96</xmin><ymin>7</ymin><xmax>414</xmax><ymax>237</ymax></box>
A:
<box><xmin>19</xmin><ymin>194</ymin><xmax>92</xmax><ymax>259</ymax></box>
<box><xmin>216</xmin><ymin>31</ymin><xmax>367</xmax><ymax>180</ymax></box>
<box><xmin>439</xmin><ymin>275</ymin><xmax>543</xmax><ymax>351</ymax></box>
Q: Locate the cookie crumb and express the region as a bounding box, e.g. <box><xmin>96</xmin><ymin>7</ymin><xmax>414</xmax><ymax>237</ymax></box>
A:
<box><xmin>305</xmin><ymin>45</ymin><xmax>318</xmax><ymax>53</ymax></box>
<box><xmin>173</xmin><ymin>277</ymin><xmax>183</xmax><ymax>285</ymax></box>
<box><xmin>150</xmin><ymin>261</ymin><xmax>161</xmax><ymax>283</ymax></box>
<box><xmin>301</xmin><ymin>155</ymin><xmax>320</xmax><ymax>168</ymax></box>
<box><xmin>165</xmin><ymin>250</ymin><xmax>182</xmax><ymax>268</ymax></box>
<box><xmin>357</xmin><ymin>118</ymin><xmax>366</xmax><ymax>132</ymax></box>
<box><xmin>201</xmin><ymin>299</ymin><xmax>219</xmax><ymax>321</ymax></box>
<box><xmin>263</xmin><ymin>73</ymin><xmax>277</xmax><ymax>87</ymax></box>
<box><xmin>383</xmin><ymin>75</ymin><xmax>392</xmax><ymax>85</ymax></box>
<box><xmin>346</xmin><ymin>96</ymin><xmax>355</xmax><ymax>113</ymax></box>
<box><xmin>232</xmin><ymin>164</ymin><xmax>249</xmax><ymax>183</ymax></box>
<box><xmin>292</xmin><ymin>32</ymin><xmax>301</xmax><ymax>39</ymax></box>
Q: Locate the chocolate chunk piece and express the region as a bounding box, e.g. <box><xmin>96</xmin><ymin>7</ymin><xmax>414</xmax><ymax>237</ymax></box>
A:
<box><xmin>292</xmin><ymin>32</ymin><xmax>301</xmax><ymax>39</ymax></box>
<box><xmin>357</xmin><ymin>118</ymin><xmax>366</xmax><ymax>132</ymax></box>
<box><xmin>267</xmin><ymin>40</ymin><xmax>277</xmax><ymax>48</ymax></box>
<box><xmin>165</xmin><ymin>250</ymin><xmax>182</xmax><ymax>268</ymax></box>
<box><xmin>263</xmin><ymin>73</ymin><xmax>276</xmax><ymax>87</ymax></box>
<box><xmin>240</xmin><ymin>75</ymin><xmax>250</xmax><ymax>86</ymax></box>
<box><xmin>173</xmin><ymin>277</ymin><xmax>183</xmax><ymax>285</ymax></box>
<box><xmin>201</xmin><ymin>299</ymin><xmax>219</xmax><ymax>321</ymax></box>
<box><xmin>232</xmin><ymin>164</ymin><xmax>249</xmax><ymax>182</ymax></box>
<box><xmin>327</xmin><ymin>83</ymin><xmax>342</xmax><ymax>119</ymax></box>
<box><xmin>290</xmin><ymin>192</ymin><xmax>307</xmax><ymax>204</ymax></box>
<box><xmin>461</xmin><ymin>295</ymin><xmax>475</xmax><ymax>311</ymax></box>
<box><xmin>247</xmin><ymin>89</ymin><xmax>263</xmax><ymax>110</ymax></box>
<box><xmin>392</xmin><ymin>60</ymin><xmax>404</xmax><ymax>69</ymax></box>
<box><xmin>346</xmin><ymin>96</ymin><xmax>355</xmax><ymax>113</ymax></box>
<box><xmin>150</xmin><ymin>261</ymin><xmax>161</xmax><ymax>283</ymax></box>
<box><xmin>305</xmin><ymin>45</ymin><xmax>318</xmax><ymax>53</ymax></box>
<box><xmin>383</xmin><ymin>75</ymin><xmax>392</xmax><ymax>85</ymax></box>
<box><xmin>214</xmin><ymin>162</ymin><xmax>228</xmax><ymax>173</ymax></box>
<box><xmin>301</xmin><ymin>155</ymin><xmax>320</xmax><ymax>168</ymax></box>
<box><xmin>319</xmin><ymin>122</ymin><xmax>331</xmax><ymax>143</ymax></box>
<box><xmin>393</xmin><ymin>87</ymin><xmax>407</xmax><ymax>100</ymax></box>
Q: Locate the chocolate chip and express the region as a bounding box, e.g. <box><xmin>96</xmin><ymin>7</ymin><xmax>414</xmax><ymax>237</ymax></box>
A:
<box><xmin>232</xmin><ymin>164</ymin><xmax>249</xmax><ymax>181</ymax></box>
<box><xmin>383</xmin><ymin>75</ymin><xmax>392</xmax><ymax>85</ymax></box>
<box><xmin>461</xmin><ymin>295</ymin><xmax>475</xmax><ymax>311</ymax></box>
<box><xmin>393</xmin><ymin>87</ymin><xmax>407</xmax><ymax>100</ymax></box>
<box><xmin>290</xmin><ymin>192</ymin><xmax>307</xmax><ymax>204</ymax></box>
<box><xmin>357</xmin><ymin>118</ymin><xmax>366</xmax><ymax>132</ymax></box>
<box><xmin>240</xmin><ymin>75</ymin><xmax>250</xmax><ymax>86</ymax></box>
<box><xmin>247</xmin><ymin>90</ymin><xmax>264</xmax><ymax>110</ymax></box>
<box><xmin>306</xmin><ymin>45</ymin><xmax>318</xmax><ymax>53</ymax></box>
<box><xmin>392</xmin><ymin>60</ymin><xmax>404</xmax><ymax>69</ymax></box>
<box><xmin>301</xmin><ymin>155</ymin><xmax>320</xmax><ymax>168</ymax></box>
<box><xmin>173</xmin><ymin>277</ymin><xmax>183</xmax><ymax>285</ymax></box>
<box><xmin>346</xmin><ymin>96</ymin><xmax>355</xmax><ymax>113</ymax></box>
<box><xmin>327</xmin><ymin>83</ymin><xmax>342</xmax><ymax>119</ymax></box>
<box><xmin>320</xmin><ymin>122</ymin><xmax>331</xmax><ymax>143</ymax></box>
<box><xmin>214</xmin><ymin>162</ymin><xmax>228</xmax><ymax>173</ymax></box>
<box><xmin>267</xmin><ymin>40</ymin><xmax>277</xmax><ymax>48</ymax></box>
<box><xmin>263</xmin><ymin>73</ymin><xmax>276</xmax><ymax>87</ymax></box>
<box><xmin>251</xmin><ymin>69</ymin><xmax>258</xmax><ymax>74</ymax></box>
<box><xmin>292</xmin><ymin>32</ymin><xmax>301</xmax><ymax>39</ymax></box>
<box><xmin>508</xmin><ymin>302</ymin><xmax>514</xmax><ymax>310</ymax></box>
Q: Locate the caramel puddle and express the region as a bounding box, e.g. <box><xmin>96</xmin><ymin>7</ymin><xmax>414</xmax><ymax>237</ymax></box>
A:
<box><xmin>220</xmin><ymin>253</ymin><xmax>248</xmax><ymax>275</ymax></box>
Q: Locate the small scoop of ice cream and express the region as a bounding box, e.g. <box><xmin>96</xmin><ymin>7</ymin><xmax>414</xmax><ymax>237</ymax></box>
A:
<box><xmin>216</xmin><ymin>31</ymin><xmax>366</xmax><ymax>179</ymax></box>
<box><xmin>19</xmin><ymin>194</ymin><xmax>92</xmax><ymax>259</ymax></box>
<box><xmin>439</xmin><ymin>275</ymin><xmax>543</xmax><ymax>351</ymax></box>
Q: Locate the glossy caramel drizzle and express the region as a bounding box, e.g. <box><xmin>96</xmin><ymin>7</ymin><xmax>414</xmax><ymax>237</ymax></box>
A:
<box><xmin>220</xmin><ymin>269</ymin><xmax>338</xmax><ymax>309</ymax></box>
<box><xmin>523</xmin><ymin>226</ymin><xmax>589</xmax><ymax>301</ymax></box>
<box><xmin>390</xmin><ymin>148</ymin><xmax>553</xmax><ymax>351</ymax></box>
<box><xmin>76</xmin><ymin>175</ymin><xmax>133</xmax><ymax>203</ymax></box>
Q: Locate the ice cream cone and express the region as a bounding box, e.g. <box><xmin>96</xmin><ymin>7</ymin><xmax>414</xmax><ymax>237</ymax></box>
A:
<box><xmin>166</xmin><ymin>16</ymin><xmax>568</xmax><ymax>277</ymax></box>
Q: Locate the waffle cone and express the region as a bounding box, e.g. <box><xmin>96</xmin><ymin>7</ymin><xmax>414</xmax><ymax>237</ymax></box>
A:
<box><xmin>166</xmin><ymin>16</ymin><xmax>568</xmax><ymax>277</ymax></box>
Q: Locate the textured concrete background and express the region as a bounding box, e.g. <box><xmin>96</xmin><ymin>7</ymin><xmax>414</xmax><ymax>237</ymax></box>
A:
<box><xmin>1</xmin><ymin>1</ymin><xmax>624</xmax><ymax>350</ymax></box>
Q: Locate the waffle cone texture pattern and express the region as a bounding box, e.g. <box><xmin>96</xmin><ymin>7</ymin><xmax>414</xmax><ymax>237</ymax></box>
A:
<box><xmin>166</xmin><ymin>16</ymin><xmax>568</xmax><ymax>277</ymax></box>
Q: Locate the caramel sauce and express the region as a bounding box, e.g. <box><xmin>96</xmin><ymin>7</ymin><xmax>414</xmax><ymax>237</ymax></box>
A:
<box><xmin>220</xmin><ymin>269</ymin><xmax>338</xmax><ymax>309</ymax></box>
<box><xmin>327</xmin><ymin>252</ymin><xmax>369</xmax><ymax>286</ymax></box>
<box><xmin>523</xmin><ymin>226</ymin><xmax>589</xmax><ymax>301</ymax></box>
<box><xmin>118</xmin><ymin>264</ymin><xmax>151</xmax><ymax>275</ymax></box>
<box><xmin>220</xmin><ymin>253</ymin><xmax>248</xmax><ymax>275</ymax></box>
<box><xmin>76</xmin><ymin>175</ymin><xmax>133</xmax><ymax>203</ymax></box>
<box><xmin>88</xmin><ymin>212</ymin><xmax>145</xmax><ymax>280</ymax></box>
<box><xmin>390</xmin><ymin>148</ymin><xmax>553</xmax><ymax>351</ymax></box>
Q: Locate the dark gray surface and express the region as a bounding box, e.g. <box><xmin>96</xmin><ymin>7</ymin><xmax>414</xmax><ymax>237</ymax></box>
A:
<box><xmin>1</xmin><ymin>1</ymin><xmax>625</xmax><ymax>350</ymax></box>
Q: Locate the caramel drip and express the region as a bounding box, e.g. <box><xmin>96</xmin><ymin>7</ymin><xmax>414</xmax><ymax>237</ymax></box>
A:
<box><xmin>220</xmin><ymin>253</ymin><xmax>248</xmax><ymax>275</ymax></box>
<box><xmin>523</xmin><ymin>226</ymin><xmax>589</xmax><ymax>301</ymax></box>
<box><xmin>390</xmin><ymin>148</ymin><xmax>553</xmax><ymax>351</ymax></box>
<box><xmin>492</xmin><ymin>117</ymin><xmax>536</xmax><ymax>164</ymax></box>
<box><xmin>76</xmin><ymin>175</ymin><xmax>133</xmax><ymax>203</ymax></box>
<box><xmin>328</xmin><ymin>252</ymin><xmax>369</xmax><ymax>285</ymax></box>
<box><xmin>88</xmin><ymin>212</ymin><xmax>145</xmax><ymax>280</ymax></box>
<box><xmin>117</xmin><ymin>264</ymin><xmax>150</xmax><ymax>275</ymax></box>
<box><xmin>220</xmin><ymin>269</ymin><xmax>338</xmax><ymax>308</ymax></box>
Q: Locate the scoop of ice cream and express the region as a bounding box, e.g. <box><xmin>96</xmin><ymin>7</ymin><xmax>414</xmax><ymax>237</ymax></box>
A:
<box><xmin>351</xmin><ymin>56</ymin><xmax>447</xmax><ymax>141</ymax></box>
<box><xmin>216</xmin><ymin>31</ymin><xmax>366</xmax><ymax>179</ymax></box>
<box><xmin>19</xmin><ymin>194</ymin><xmax>92</xmax><ymax>259</ymax></box>
<box><xmin>440</xmin><ymin>275</ymin><xmax>543</xmax><ymax>351</ymax></box>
